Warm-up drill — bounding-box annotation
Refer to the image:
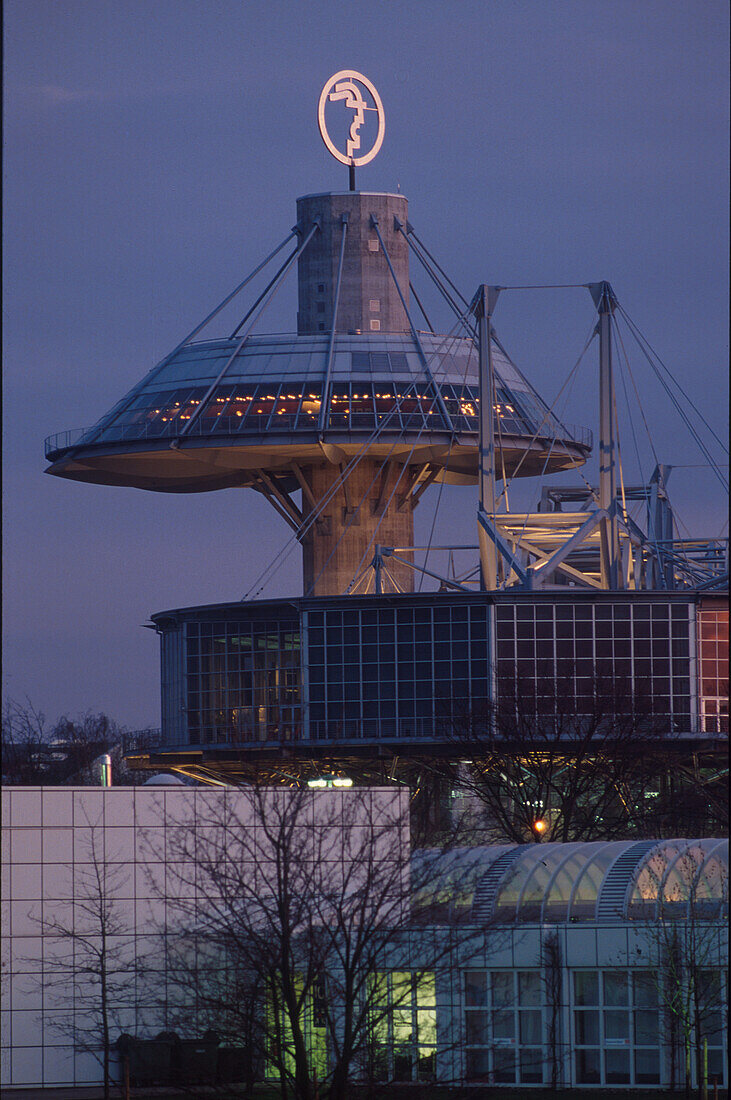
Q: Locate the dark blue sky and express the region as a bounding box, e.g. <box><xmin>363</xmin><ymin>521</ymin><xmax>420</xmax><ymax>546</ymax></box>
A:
<box><xmin>4</xmin><ymin>0</ymin><xmax>728</xmax><ymax>729</ymax></box>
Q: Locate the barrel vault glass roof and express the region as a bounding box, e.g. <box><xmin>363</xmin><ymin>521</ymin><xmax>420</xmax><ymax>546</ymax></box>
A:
<box><xmin>412</xmin><ymin>839</ymin><xmax>729</xmax><ymax>924</ymax></box>
<box><xmin>45</xmin><ymin>332</ymin><xmax>590</xmax><ymax>456</ymax></box>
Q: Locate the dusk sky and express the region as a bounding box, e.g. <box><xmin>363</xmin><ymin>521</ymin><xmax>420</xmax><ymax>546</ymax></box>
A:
<box><xmin>4</xmin><ymin>0</ymin><xmax>728</xmax><ymax>730</ymax></box>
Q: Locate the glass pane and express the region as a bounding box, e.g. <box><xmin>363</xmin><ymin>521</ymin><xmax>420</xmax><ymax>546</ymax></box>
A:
<box><xmin>604</xmin><ymin>1009</ymin><xmax>630</xmax><ymax>1041</ymax></box>
<box><xmin>464</xmin><ymin>970</ymin><xmax>487</xmax><ymax>1007</ymax></box>
<box><xmin>700</xmin><ymin>1009</ymin><xmax>723</xmax><ymax>1043</ymax></box>
<box><xmin>391</xmin><ymin>972</ymin><xmax>412</xmax><ymax>1008</ymax></box>
<box><xmin>574</xmin><ymin>971</ymin><xmax>599</xmax><ymax>1006</ymax></box>
<box><xmin>634</xmin><ymin>1009</ymin><xmax>659</xmax><ymax>1046</ymax></box>
<box><xmin>633</xmin><ymin>972</ymin><xmax>658</xmax><ymax>1007</ymax></box>
<box><xmin>603</xmin><ymin>971</ymin><xmax>629</xmax><ymax>1006</ymax></box>
<box><xmin>393</xmin><ymin>1009</ymin><xmax>413</xmax><ymax>1043</ymax></box>
<box><xmin>393</xmin><ymin>1046</ymin><xmax>412</xmax><ymax>1081</ymax></box>
<box><xmin>492</xmin><ymin>972</ymin><xmax>515</xmax><ymax>1007</ymax></box>
<box><xmin>493</xmin><ymin>1048</ymin><xmax>516</xmax><ymax>1083</ymax></box>
<box><xmin>635</xmin><ymin>1048</ymin><xmax>660</xmax><ymax>1084</ymax></box>
<box><xmin>416</xmin><ymin>1049</ymin><xmax>435</xmax><ymax>1082</ymax></box>
<box><xmin>519</xmin><ymin>1009</ymin><xmax>542</xmax><ymax>1044</ymax></box>
<box><xmin>519</xmin><ymin>1047</ymin><xmax>544</xmax><ymax>1084</ymax></box>
<box><xmin>417</xmin><ymin>1008</ymin><xmax>436</xmax><ymax>1045</ymax></box>
<box><xmin>416</xmin><ymin>972</ymin><xmax>436</xmax><ymax>1006</ymax></box>
<box><xmin>493</xmin><ymin>1010</ymin><xmax>515</xmax><ymax>1040</ymax></box>
<box><xmin>575</xmin><ymin>1049</ymin><xmax>601</xmax><ymax>1084</ymax></box>
<box><xmin>574</xmin><ymin>1010</ymin><xmax>599</xmax><ymax>1045</ymax></box>
<box><xmin>466</xmin><ymin>1049</ymin><xmax>490</xmax><ymax>1081</ymax></box>
<box><xmin>518</xmin><ymin>971</ymin><xmax>541</xmax><ymax>1006</ymax></box>
<box><xmin>466</xmin><ymin>1011</ymin><xmax>488</xmax><ymax>1045</ymax></box>
<box><xmin>605</xmin><ymin>1049</ymin><xmax>630</xmax><ymax>1084</ymax></box>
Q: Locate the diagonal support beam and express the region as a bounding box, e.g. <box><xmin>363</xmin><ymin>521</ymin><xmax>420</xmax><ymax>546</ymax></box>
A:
<box><xmin>528</xmin><ymin>508</ymin><xmax>608</xmax><ymax>586</ymax></box>
<box><xmin>477</xmin><ymin>508</ymin><xmax>528</xmax><ymax>585</ymax></box>
<box><xmin>254</xmin><ymin>470</ymin><xmax>303</xmax><ymax>532</ymax></box>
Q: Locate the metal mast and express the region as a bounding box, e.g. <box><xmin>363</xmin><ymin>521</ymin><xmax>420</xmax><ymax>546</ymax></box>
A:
<box><xmin>590</xmin><ymin>280</ymin><xmax>621</xmax><ymax>589</ymax></box>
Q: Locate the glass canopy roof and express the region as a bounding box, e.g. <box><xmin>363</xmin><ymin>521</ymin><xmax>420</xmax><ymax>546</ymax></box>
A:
<box><xmin>45</xmin><ymin>332</ymin><xmax>591</xmax><ymax>458</ymax></box>
<box><xmin>412</xmin><ymin>839</ymin><xmax>729</xmax><ymax>924</ymax></box>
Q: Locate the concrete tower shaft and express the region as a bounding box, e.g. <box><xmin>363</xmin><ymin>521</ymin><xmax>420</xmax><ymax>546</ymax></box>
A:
<box><xmin>296</xmin><ymin>192</ymin><xmax>410</xmax><ymax>335</ymax></box>
<box><xmin>301</xmin><ymin>460</ymin><xmax>414</xmax><ymax>596</ymax></box>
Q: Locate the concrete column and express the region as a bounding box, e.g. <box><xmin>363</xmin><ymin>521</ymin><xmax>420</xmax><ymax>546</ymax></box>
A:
<box><xmin>296</xmin><ymin>192</ymin><xmax>410</xmax><ymax>335</ymax></box>
<box><xmin>301</xmin><ymin>460</ymin><xmax>415</xmax><ymax>596</ymax></box>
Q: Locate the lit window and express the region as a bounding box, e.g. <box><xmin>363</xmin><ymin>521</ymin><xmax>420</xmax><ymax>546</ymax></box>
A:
<box><xmin>370</xmin><ymin>320</ymin><xmax>381</xmax><ymax>331</ymax></box>
<box><xmin>368</xmin><ymin>239</ymin><xmax>379</xmax><ymax>252</ymax></box>
<box><xmin>370</xmin><ymin>299</ymin><xmax>380</xmax><ymax>311</ymax></box>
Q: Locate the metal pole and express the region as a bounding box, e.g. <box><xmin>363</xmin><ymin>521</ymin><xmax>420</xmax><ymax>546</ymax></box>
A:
<box><xmin>589</xmin><ymin>281</ymin><xmax>619</xmax><ymax>588</ymax></box>
<box><xmin>472</xmin><ymin>285</ymin><xmax>501</xmax><ymax>589</ymax></box>
<box><xmin>349</xmin><ymin>163</ymin><xmax>355</xmax><ymax>191</ymax></box>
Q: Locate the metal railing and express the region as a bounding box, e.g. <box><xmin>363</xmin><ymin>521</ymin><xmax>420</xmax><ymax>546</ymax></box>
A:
<box><xmin>45</xmin><ymin>415</ymin><xmax>592</xmax><ymax>460</ymax></box>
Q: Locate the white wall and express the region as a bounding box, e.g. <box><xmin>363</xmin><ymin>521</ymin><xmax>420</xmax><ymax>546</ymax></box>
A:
<box><xmin>1</xmin><ymin>784</ymin><xmax>409</xmax><ymax>1090</ymax></box>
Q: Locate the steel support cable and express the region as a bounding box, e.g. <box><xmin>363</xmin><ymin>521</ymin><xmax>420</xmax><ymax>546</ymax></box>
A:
<box><xmin>308</xmin><ymin>325</ymin><xmax>470</xmax><ymax>598</ymax></box>
<box><xmin>178</xmin><ymin>221</ymin><xmax>321</xmax><ymax>439</ymax></box>
<box><xmin>242</xmin><ymin>318</ymin><xmax>466</xmax><ymax>599</ymax></box>
<box><xmin>418</xmin><ymin>325</ymin><xmax>479</xmax><ymax>591</ymax></box>
<box><xmin>617</xmin><ymin>303</ymin><xmax>728</xmax><ymax>456</ymax></box>
<box><xmin>409</xmin><ymin>281</ymin><xmax>435</xmax><ymax>332</ymax></box>
<box><xmin>494</xmin><ymin>322</ymin><xmax>599</xmax><ymax>507</ymax></box>
<box><xmin>620</xmin><ymin>317</ymin><xmax>729</xmax><ymax>492</ymax></box>
<box><xmin>616</xmin><ymin>306</ymin><xmax>728</xmax><ymax>492</ymax></box>
<box><xmin>405</xmin><ymin>233</ymin><xmax>472</xmax><ymax>325</ymax></box>
<box><xmin>406</xmin><ymin>229</ymin><xmax>472</xmax><ymax>311</ymax></box>
<box><xmin>614</xmin><ymin>342</ymin><xmax>668</xmax><ymax>586</ymax></box>
<box><xmin>370</xmin><ymin>217</ymin><xmax>454</xmax><ymax>429</ymax></box>
<box><xmin>228</xmin><ymin>247</ymin><xmax>298</xmax><ymax>337</ymax></box>
<box><xmin>398</xmin><ymin>227</ymin><xmax>477</xmax><ymax>339</ymax></box>
<box><xmin>612</xmin><ymin>314</ymin><xmax>665</xmax><ymax>572</ymax></box>
<box><xmin>306</xmin><ymin>323</ymin><xmax>470</xmax><ymax>598</ymax></box>
<box><xmin>78</xmin><ymin>229</ymin><xmax>297</xmax><ymax>447</ymax></box>
<box><xmin>504</xmin><ymin>375</ymin><xmax>583</xmax><ymax>583</ymax></box>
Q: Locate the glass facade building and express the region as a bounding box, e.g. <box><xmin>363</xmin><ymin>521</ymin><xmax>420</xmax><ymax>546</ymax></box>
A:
<box><xmin>152</xmin><ymin>591</ymin><xmax>727</xmax><ymax>753</ymax></box>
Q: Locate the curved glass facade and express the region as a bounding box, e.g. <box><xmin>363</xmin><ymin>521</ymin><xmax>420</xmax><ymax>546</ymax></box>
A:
<box><xmin>44</xmin><ymin>333</ymin><xmax>591</xmax><ymax>459</ymax></box>
<box><xmin>413</xmin><ymin>839</ymin><xmax>729</xmax><ymax>924</ymax></box>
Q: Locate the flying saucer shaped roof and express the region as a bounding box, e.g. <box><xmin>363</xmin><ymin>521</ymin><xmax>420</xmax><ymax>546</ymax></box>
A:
<box><xmin>44</xmin><ymin>330</ymin><xmax>591</xmax><ymax>493</ymax></box>
<box><xmin>412</xmin><ymin>838</ymin><xmax>729</xmax><ymax>924</ymax></box>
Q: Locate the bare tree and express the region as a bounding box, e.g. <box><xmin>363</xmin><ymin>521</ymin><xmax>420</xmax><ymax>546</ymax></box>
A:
<box><xmin>151</xmin><ymin>785</ymin><xmax>474</xmax><ymax>1099</ymax></box>
<box><xmin>2</xmin><ymin>696</ymin><xmax>52</xmax><ymax>783</ymax></box>
<box><xmin>444</xmin><ymin>671</ymin><xmax>682</xmax><ymax>843</ymax></box>
<box><xmin>2</xmin><ymin>697</ymin><xmax>128</xmax><ymax>786</ymax></box>
<box><xmin>31</xmin><ymin>810</ymin><xmax>139</xmax><ymax>1100</ymax></box>
<box><xmin>541</xmin><ymin>930</ymin><xmax>563</xmax><ymax>1091</ymax></box>
<box><xmin>638</xmin><ymin>850</ymin><xmax>728</xmax><ymax>1099</ymax></box>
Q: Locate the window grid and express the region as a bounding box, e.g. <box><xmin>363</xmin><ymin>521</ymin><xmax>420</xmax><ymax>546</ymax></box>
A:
<box><xmin>572</xmin><ymin>970</ymin><xmax>661</xmax><ymax>1086</ymax></box>
<box><xmin>463</xmin><ymin>970</ymin><xmax>543</xmax><ymax>1085</ymax></box>
<box><xmin>698</xmin><ymin>608</ymin><xmax>729</xmax><ymax>733</ymax></box>
<box><xmin>369</xmin><ymin>971</ymin><xmax>437</xmax><ymax>1083</ymax></box>
<box><xmin>495</xmin><ymin>601</ymin><xmax>692</xmax><ymax>729</ymax></box>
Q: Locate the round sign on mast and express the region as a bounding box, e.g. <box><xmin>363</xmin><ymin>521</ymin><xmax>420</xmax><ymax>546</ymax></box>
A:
<box><xmin>318</xmin><ymin>70</ymin><xmax>385</xmax><ymax>188</ymax></box>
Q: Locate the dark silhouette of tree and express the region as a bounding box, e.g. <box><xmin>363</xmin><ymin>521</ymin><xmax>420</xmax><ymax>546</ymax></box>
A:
<box><xmin>443</xmin><ymin>671</ymin><xmax>716</xmax><ymax>843</ymax></box>
<box><xmin>637</xmin><ymin>848</ymin><xmax>728</xmax><ymax>1099</ymax></box>
<box><xmin>2</xmin><ymin>697</ymin><xmax>133</xmax><ymax>785</ymax></box>
<box><xmin>30</xmin><ymin>811</ymin><xmax>139</xmax><ymax>1100</ymax></box>
<box><xmin>151</xmin><ymin>785</ymin><xmax>478</xmax><ymax>1100</ymax></box>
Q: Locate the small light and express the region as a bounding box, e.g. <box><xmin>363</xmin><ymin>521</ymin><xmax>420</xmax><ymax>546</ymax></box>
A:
<box><xmin>332</xmin><ymin>777</ymin><xmax>353</xmax><ymax>788</ymax></box>
<box><xmin>307</xmin><ymin>778</ymin><xmax>327</xmax><ymax>789</ymax></box>
<box><xmin>533</xmin><ymin>819</ymin><xmax>548</xmax><ymax>835</ymax></box>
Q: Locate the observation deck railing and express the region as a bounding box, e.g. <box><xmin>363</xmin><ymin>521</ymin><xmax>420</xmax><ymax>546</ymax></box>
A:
<box><xmin>45</xmin><ymin>416</ymin><xmax>593</xmax><ymax>460</ymax></box>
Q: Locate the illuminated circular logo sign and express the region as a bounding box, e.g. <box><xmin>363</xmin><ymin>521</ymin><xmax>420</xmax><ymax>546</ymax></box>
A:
<box><xmin>317</xmin><ymin>70</ymin><xmax>385</xmax><ymax>167</ymax></box>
